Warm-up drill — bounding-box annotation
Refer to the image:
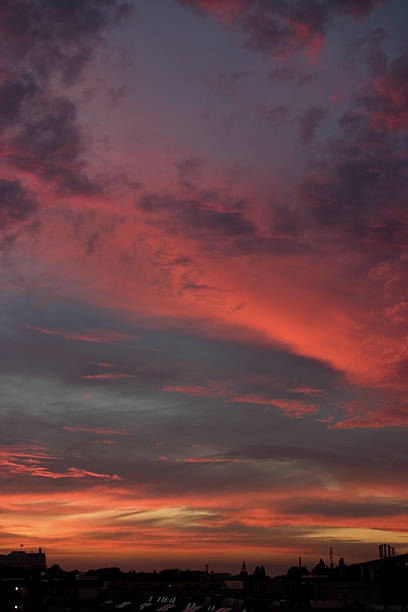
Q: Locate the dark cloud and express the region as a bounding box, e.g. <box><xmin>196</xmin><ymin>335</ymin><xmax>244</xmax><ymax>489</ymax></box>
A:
<box><xmin>243</xmin><ymin>1</ymin><xmax>327</xmax><ymax>59</ymax></box>
<box><xmin>180</xmin><ymin>0</ymin><xmax>383</xmax><ymax>59</ymax></box>
<box><xmin>231</xmin><ymin>233</ymin><xmax>307</xmax><ymax>256</ymax></box>
<box><xmin>138</xmin><ymin>188</ymin><xmax>306</xmax><ymax>256</ymax></box>
<box><xmin>301</xmin><ymin>146</ymin><xmax>408</xmax><ymax>251</ymax></box>
<box><xmin>83</xmin><ymin>232</ymin><xmax>99</xmax><ymax>255</ymax></box>
<box><xmin>270</xmin><ymin>205</ymin><xmax>302</xmax><ymax>237</ymax></box>
<box><xmin>345</xmin><ymin>28</ymin><xmax>387</xmax><ymax>76</ymax></box>
<box><xmin>139</xmin><ymin>192</ymin><xmax>257</xmax><ymax>238</ymax></box>
<box><xmin>298</xmin><ymin>47</ymin><xmax>408</xmax><ymax>258</ymax></box>
<box><xmin>0</xmin><ymin>0</ymin><xmax>129</xmax><ymax>84</ymax></box>
<box><xmin>225</xmin><ymin>435</ymin><xmax>408</xmax><ymax>485</ymax></box>
<box><xmin>256</xmin><ymin>104</ymin><xmax>291</xmax><ymax>124</ymax></box>
<box><xmin>176</xmin><ymin>156</ymin><xmax>202</xmax><ymax>189</ymax></box>
<box><xmin>180</xmin><ymin>272</ymin><xmax>219</xmax><ymax>295</ymax></box>
<box><xmin>224</xmin><ymin>443</ymin><xmax>349</xmax><ymax>465</ymax></box>
<box><xmin>0</xmin><ymin>0</ymin><xmax>130</xmax><ymax>197</ymax></box>
<box><xmin>298</xmin><ymin>106</ymin><xmax>329</xmax><ymax>144</ymax></box>
<box><xmin>1</xmin><ymin>330</ymin><xmax>175</xmax><ymax>390</ymax></box>
<box><xmin>7</xmin><ymin>97</ymin><xmax>99</xmax><ymax>196</ymax></box>
<box><xmin>0</xmin><ymin>178</ymin><xmax>38</xmax><ymax>230</ymax></box>
<box><xmin>354</xmin><ymin>50</ymin><xmax>408</xmax><ymax>129</ymax></box>
<box><xmin>329</xmin><ymin>0</ymin><xmax>383</xmax><ymax>18</ymax></box>
<box><xmin>203</xmin><ymin>71</ymin><xmax>253</xmax><ymax>96</ymax></box>
<box><xmin>279</xmin><ymin>497</ymin><xmax>408</xmax><ymax>518</ymax></box>
<box><xmin>268</xmin><ymin>65</ymin><xmax>316</xmax><ymax>85</ymax></box>
<box><xmin>0</xmin><ymin>75</ymin><xmax>38</xmax><ymax>130</ymax></box>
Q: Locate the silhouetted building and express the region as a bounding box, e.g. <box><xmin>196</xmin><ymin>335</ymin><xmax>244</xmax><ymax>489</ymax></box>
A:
<box><xmin>240</xmin><ymin>561</ymin><xmax>247</xmax><ymax>577</ymax></box>
<box><xmin>379</xmin><ymin>543</ymin><xmax>395</xmax><ymax>558</ymax></box>
<box><xmin>0</xmin><ymin>548</ymin><xmax>46</xmax><ymax>570</ymax></box>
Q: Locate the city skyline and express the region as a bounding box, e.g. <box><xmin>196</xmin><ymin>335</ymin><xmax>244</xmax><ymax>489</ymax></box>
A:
<box><xmin>0</xmin><ymin>543</ymin><xmax>398</xmax><ymax>576</ymax></box>
<box><xmin>1</xmin><ymin>0</ymin><xmax>408</xmax><ymax>573</ymax></box>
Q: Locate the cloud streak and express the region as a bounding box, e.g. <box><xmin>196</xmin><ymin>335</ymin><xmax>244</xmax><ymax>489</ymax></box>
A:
<box><xmin>0</xmin><ymin>444</ymin><xmax>121</xmax><ymax>481</ymax></box>
<box><xmin>163</xmin><ymin>384</ymin><xmax>318</xmax><ymax>419</ymax></box>
<box><xmin>26</xmin><ymin>326</ymin><xmax>138</xmax><ymax>343</ymax></box>
<box><xmin>63</xmin><ymin>426</ymin><xmax>131</xmax><ymax>435</ymax></box>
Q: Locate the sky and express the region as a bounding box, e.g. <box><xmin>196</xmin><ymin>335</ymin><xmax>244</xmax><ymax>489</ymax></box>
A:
<box><xmin>0</xmin><ymin>0</ymin><xmax>408</xmax><ymax>574</ymax></box>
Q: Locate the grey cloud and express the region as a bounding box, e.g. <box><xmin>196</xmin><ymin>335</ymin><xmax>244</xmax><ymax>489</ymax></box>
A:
<box><xmin>222</xmin><ymin>442</ymin><xmax>408</xmax><ymax>490</ymax></box>
<box><xmin>279</xmin><ymin>497</ymin><xmax>408</xmax><ymax>518</ymax></box>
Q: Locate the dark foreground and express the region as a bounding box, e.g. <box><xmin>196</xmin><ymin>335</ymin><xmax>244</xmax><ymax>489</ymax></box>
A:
<box><xmin>1</xmin><ymin>551</ymin><xmax>408</xmax><ymax>611</ymax></box>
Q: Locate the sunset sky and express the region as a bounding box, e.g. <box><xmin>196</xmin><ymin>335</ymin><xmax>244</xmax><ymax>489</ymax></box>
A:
<box><xmin>1</xmin><ymin>0</ymin><xmax>408</xmax><ymax>574</ymax></box>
